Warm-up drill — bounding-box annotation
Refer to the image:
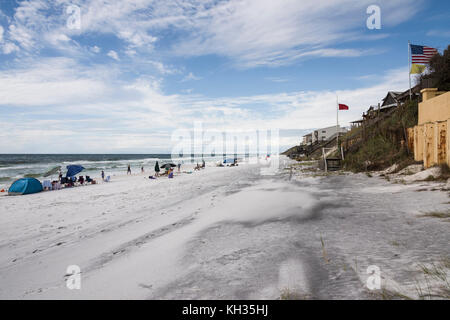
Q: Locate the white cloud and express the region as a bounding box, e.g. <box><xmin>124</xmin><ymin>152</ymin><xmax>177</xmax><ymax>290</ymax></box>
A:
<box><xmin>265</xmin><ymin>77</ymin><xmax>289</xmax><ymax>83</ymax></box>
<box><xmin>426</xmin><ymin>30</ymin><xmax>450</xmax><ymax>38</ymax></box>
<box><xmin>118</xmin><ymin>30</ymin><xmax>157</xmax><ymax>48</ymax></box>
<box><xmin>45</xmin><ymin>32</ymin><xmax>71</xmax><ymax>46</ymax></box>
<box><xmin>91</xmin><ymin>45</ymin><xmax>101</xmax><ymax>53</ymax></box>
<box><xmin>0</xmin><ymin>0</ymin><xmax>423</xmax><ymax>67</ymax></box>
<box><xmin>0</xmin><ymin>1</ymin><xmax>423</xmax><ymax>152</ymax></box>
<box><xmin>0</xmin><ymin>55</ymin><xmax>410</xmax><ymax>153</ymax></box>
<box><xmin>168</xmin><ymin>0</ymin><xmax>423</xmax><ymax>67</ymax></box>
<box><xmin>0</xmin><ymin>25</ymin><xmax>3</xmax><ymax>42</ymax></box>
<box><xmin>1</xmin><ymin>41</ymin><xmax>20</xmax><ymax>54</ymax></box>
<box><xmin>107</xmin><ymin>50</ymin><xmax>120</xmax><ymax>61</ymax></box>
<box><xmin>0</xmin><ymin>58</ymin><xmax>113</xmax><ymax>106</ymax></box>
<box><xmin>181</xmin><ymin>72</ymin><xmax>201</xmax><ymax>82</ymax></box>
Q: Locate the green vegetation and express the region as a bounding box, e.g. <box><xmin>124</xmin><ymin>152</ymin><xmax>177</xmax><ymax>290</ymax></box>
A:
<box><xmin>281</xmin><ymin>145</ymin><xmax>302</xmax><ymax>157</ymax></box>
<box><xmin>343</xmin><ymin>99</ymin><xmax>418</xmax><ymax>172</ymax></box>
<box><xmin>416</xmin><ymin>260</ymin><xmax>450</xmax><ymax>299</ymax></box>
<box><xmin>419</xmin><ymin>45</ymin><xmax>450</xmax><ymax>91</ymax></box>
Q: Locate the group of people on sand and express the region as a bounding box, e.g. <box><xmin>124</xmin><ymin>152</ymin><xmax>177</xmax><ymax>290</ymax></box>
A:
<box><xmin>123</xmin><ymin>159</ymin><xmax>211</xmax><ymax>180</ymax></box>
<box><xmin>151</xmin><ymin>161</ymin><xmax>177</xmax><ymax>179</ymax></box>
<box><xmin>194</xmin><ymin>159</ymin><xmax>206</xmax><ymax>170</ymax></box>
<box><xmin>56</xmin><ymin>170</ymin><xmax>97</xmax><ymax>188</ymax></box>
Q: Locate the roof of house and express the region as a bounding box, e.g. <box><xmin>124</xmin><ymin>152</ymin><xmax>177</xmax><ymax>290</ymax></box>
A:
<box><xmin>382</xmin><ymin>91</ymin><xmax>402</xmax><ymax>101</ymax></box>
<box><xmin>395</xmin><ymin>84</ymin><xmax>421</xmax><ymax>102</ymax></box>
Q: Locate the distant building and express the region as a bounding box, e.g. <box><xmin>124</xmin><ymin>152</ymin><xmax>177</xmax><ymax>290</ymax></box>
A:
<box><xmin>350</xmin><ymin>119</ymin><xmax>364</xmax><ymax>129</ymax></box>
<box><xmin>302</xmin><ymin>133</ymin><xmax>312</xmax><ymax>145</ymax></box>
<box><xmin>380</xmin><ymin>91</ymin><xmax>402</xmax><ymax>112</ymax></box>
<box><xmin>311</xmin><ymin>125</ymin><xmax>347</xmax><ymax>144</ymax></box>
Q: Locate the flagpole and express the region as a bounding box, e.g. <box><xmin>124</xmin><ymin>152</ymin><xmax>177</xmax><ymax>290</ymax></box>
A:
<box><xmin>408</xmin><ymin>41</ymin><xmax>412</xmax><ymax>100</ymax></box>
<box><xmin>336</xmin><ymin>95</ymin><xmax>339</xmax><ymax>149</ymax></box>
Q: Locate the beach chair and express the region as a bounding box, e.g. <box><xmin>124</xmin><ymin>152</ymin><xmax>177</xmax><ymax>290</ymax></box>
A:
<box><xmin>105</xmin><ymin>176</ymin><xmax>111</xmax><ymax>182</ymax></box>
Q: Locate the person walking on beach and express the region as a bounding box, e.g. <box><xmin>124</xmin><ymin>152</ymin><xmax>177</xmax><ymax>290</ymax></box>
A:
<box><xmin>141</xmin><ymin>166</ymin><xmax>144</xmax><ymax>173</ymax></box>
<box><xmin>127</xmin><ymin>164</ymin><xmax>131</xmax><ymax>175</ymax></box>
<box><xmin>101</xmin><ymin>170</ymin><xmax>105</xmax><ymax>181</ymax></box>
<box><xmin>154</xmin><ymin>161</ymin><xmax>160</xmax><ymax>177</ymax></box>
<box><xmin>177</xmin><ymin>162</ymin><xmax>181</xmax><ymax>173</ymax></box>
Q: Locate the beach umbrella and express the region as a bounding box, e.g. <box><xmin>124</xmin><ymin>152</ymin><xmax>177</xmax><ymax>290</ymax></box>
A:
<box><xmin>66</xmin><ymin>165</ymin><xmax>85</xmax><ymax>177</ymax></box>
<box><xmin>160</xmin><ymin>163</ymin><xmax>176</xmax><ymax>169</ymax></box>
<box><xmin>43</xmin><ymin>166</ymin><xmax>61</xmax><ymax>177</ymax></box>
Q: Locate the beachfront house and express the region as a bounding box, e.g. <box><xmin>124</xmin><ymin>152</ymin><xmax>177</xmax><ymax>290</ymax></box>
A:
<box><xmin>302</xmin><ymin>133</ymin><xmax>313</xmax><ymax>145</ymax></box>
<box><xmin>380</xmin><ymin>91</ymin><xmax>402</xmax><ymax>112</ymax></box>
<box><xmin>311</xmin><ymin>125</ymin><xmax>347</xmax><ymax>144</ymax></box>
<box><xmin>350</xmin><ymin>119</ymin><xmax>364</xmax><ymax>129</ymax></box>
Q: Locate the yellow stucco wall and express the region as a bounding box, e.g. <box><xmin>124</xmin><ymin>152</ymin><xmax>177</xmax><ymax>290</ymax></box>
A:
<box><xmin>418</xmin><ymin>91</ymin><xmax>450</xmax><ymax>125</ymax></box>
<box><xmin>412</xmin><ymin>121</ymin><xmax>448</xmax><ymax>168</ymax></box>
<box><xmin>411</xmin><ymin>90</ymin><xmax>450</xmax><ymax>168</ymax></box>
<box><xmin>413</xmin><ymin>125</ymin><xmax>424</xmax><ymax>161</ymax></box>
<box><xmin>447</xmin><ymin>119</ymin><xmax>450</xmax><ymax>166</ymax></box>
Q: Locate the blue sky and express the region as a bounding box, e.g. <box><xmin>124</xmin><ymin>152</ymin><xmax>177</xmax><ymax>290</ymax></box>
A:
<box><xmin>0</xmin><ymin>0</ymin><xmax>449</xmax><ymax>153</ymax></box>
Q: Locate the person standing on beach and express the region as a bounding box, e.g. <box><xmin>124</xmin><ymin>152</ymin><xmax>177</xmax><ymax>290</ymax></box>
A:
<box><xmin>127</xmin><ymin>164</ymin><xmax>131</xmax><ymax>175</ymax></box>
<box><xmin>141</xmin><ymin>166</ymin><xmax>144</xmax><ymax>173</ymax></box>
<box><xmin>177</xmin><ymin>163</ymin><xmax>181</xmax><ymax>173</ymax></box>
<box><xmin>101</xmin><ymin>170</ymin><xmax>105</xmax><ymax>181</ymax></box>
<box><xmin>155</xmin><ymin>161</ymin><xmax>160</xmax><ymax>177</ymax></box>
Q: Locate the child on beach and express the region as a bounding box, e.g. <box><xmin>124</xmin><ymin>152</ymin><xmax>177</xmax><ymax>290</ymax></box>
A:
<box><xmin>141</xmin><ymin>166</ymin><xmax>144</xmax><ymax>173</ymax></box>
<box><xmin>101</xmin><ymin>170</ymin><xmax>105</xmax><ymax>181</ymax></box>
<box><xmin>127</xmin><ymin>164</ymin><xmax>131</xmax><ymax>175</ymax></box>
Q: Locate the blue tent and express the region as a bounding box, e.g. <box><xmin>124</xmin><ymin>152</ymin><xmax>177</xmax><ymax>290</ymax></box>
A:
<box><xmin>66</xmin><ymin>165</ymin><xmax>84</xmax><ymax>178</ymax></box>
<box><xmin>8</xmin><ymin>178</ymin><xmax>43</xmax><ymax>195</ymax></box>
<box><xmin>223</xmin><ymin>158</ymin><xmax>236</xmax><ymax>164</ymax></box>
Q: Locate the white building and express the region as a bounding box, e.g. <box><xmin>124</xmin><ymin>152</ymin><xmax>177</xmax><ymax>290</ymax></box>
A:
<box><xmin>311</xmin><ymin>125</ymin><xmax>347</xmax><ymax>144</ymax></box>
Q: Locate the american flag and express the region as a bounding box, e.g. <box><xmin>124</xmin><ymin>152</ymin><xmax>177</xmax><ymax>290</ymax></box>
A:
<box><xmin>411</xmin><ymin>44</ymin><xmax>438</xmax><ymax>65</ymax></box>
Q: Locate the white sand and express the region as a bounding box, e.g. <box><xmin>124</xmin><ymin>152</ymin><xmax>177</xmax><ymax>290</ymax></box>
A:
<box><xmin>0</xmin><ymin>157</ymin><xmax>449</xmax><ymax>299</ymax></box>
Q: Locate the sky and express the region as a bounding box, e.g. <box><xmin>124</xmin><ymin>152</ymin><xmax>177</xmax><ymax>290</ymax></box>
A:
<box><xmin>0</xmin><ymin>0</ymin><xmax>449</xmax><ymax>153</ymax></box>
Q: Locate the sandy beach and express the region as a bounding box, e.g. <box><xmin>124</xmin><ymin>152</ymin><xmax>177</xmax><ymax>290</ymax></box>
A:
<box><xmin>0</xmin><ymin>157</ymin><xmax>448</xmax><ymax>299</ymax></box>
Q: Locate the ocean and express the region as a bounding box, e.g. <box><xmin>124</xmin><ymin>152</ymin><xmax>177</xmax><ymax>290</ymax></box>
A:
<box><xmin>0</xmin><ymin>154</ymin><xmax>229</xmax><ymax>189</ymax></box>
